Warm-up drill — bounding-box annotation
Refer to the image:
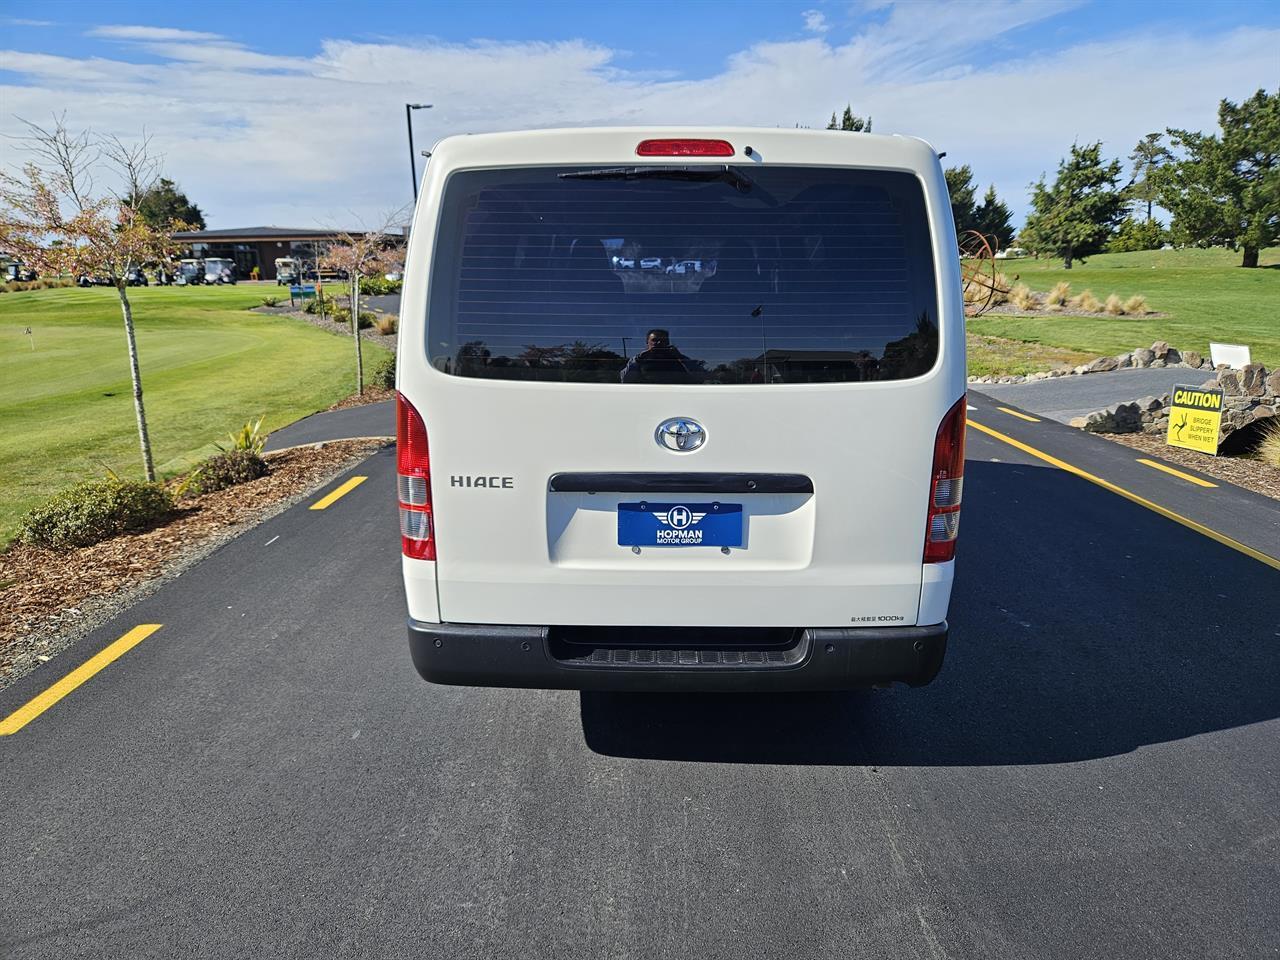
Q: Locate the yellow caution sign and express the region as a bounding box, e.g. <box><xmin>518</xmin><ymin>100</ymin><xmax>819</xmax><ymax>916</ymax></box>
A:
<box><xmin>1166</xmin><ymin>384</ymin><xmax>1223</xmax><ymax>455</ymax></box>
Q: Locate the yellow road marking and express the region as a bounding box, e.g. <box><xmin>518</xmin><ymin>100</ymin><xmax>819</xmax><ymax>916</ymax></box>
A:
<box><xmin>309</xmin><ymin>475</ymin><xmax>367</xmax><ymax>510</ymax></box>
<box><xmin>997</xmin><ymin>406</ymin><xmax>1041</xmax><ymax>423</ymax></box>
<box><xmin>0</xmin><ymin>624</ymin><xmax>162</xmax><ymax>736</ymax></box>
<box><xmin>968</xmin><ymin>420</ymin><xmax>1280</xmax><ymax>571</ymax></box>
<box><xmin>1135</xmin><ymin>458</ymin><xmax>1218</xmax><ymax>488</ymax></box>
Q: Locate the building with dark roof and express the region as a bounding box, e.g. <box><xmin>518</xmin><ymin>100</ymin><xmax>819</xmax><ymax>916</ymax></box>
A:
<box><xmin>171</xmin><ymin>226</ymin><xmax>365</xmax><ymax>280</ymax></box>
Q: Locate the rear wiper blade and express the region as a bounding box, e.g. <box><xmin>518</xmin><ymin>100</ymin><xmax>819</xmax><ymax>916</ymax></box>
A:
<box><xmin>559</xmin><ymin>164</ymin><xmax>756</xmax><ymax>193</ymax></box>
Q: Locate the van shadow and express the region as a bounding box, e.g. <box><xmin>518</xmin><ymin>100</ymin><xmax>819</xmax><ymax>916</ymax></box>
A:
<box><xmin>579</xmin><ymin>458</ymin><xmax>1280</xmax><ymax>766</ymax></box>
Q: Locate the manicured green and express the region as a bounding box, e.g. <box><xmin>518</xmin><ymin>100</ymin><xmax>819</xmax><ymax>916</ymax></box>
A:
<box><xmin>969</xmin><ymin>246</ymin><xmax>1280</xmax><ymax>371</ymax></box>
<box><xmin>0</xmin><ymin>284</ymin><xmax>390</xmax><ymax>541</ymax></box>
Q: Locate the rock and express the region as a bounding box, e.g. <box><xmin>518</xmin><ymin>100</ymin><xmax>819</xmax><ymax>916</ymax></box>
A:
<box><xmin>1152</xmin><ymin>416</ymin><xmax>1169</xmax><ymax>432</ymax></box>
<box><xmin>1113</xmin><ymin>402</ymin><xmax>1142</xmax><ymax>431</ymax></box>
<box><xmin>967</xmin><ymin>375</ymin><xmax>978</xmax><ymax>383</ymax></box>
<box><xmin>1254</xmin><ymin>406</ymin><xmax>1275</xmax><ymax>420</ymax></box>
<box><xmin>1218</xmin><ymin>369</ymin><xmax>1243</xmax><ymax>396</ymax></box>
<box><xmin>1115</xmin><ymin>353</ymin><xmax>1133</xmax><ymax>369</ymax></box>
<box><xmin>1069</xmin><ymin>416</ymin><xmax>1088</xmax><ymax>429</ymax></box>
<box><xmin>1151</xmin><ymin>340</ymin><xmax>1172</xmax><ymax>359</ymax></box>
<box><xmin>1241</xmin><ymin>363</ymin><xmax>1267</xmax><ymax>396</ymax></box>
<box><xmin>1030</xmin><ymin>371</ymin><xmax>1049</xmax><ymax>380</ymax></box>
<box><xmin>1183</xmin><ymin>350</ymin><xmax>1203</xmax><ymax>369</ymax></box>
<box><xmin>1082</xmin><ymin>411</ymin><xmax>1114</xmax><ymax>432</ymax></box>
<box><xmin>1087</xmin><ymin>356</ymin><xmax>1120</xmax><ymax>373</ymax></box>
<box><xmin>1132</xmin><ymin>348</ymin><xmax>1154</xmax><ymax>366</ymax></box>
<box><xmin>1201</xmin><ymin>378</ymin><xmax>1219</xmax><ymax>390</ymax></box>
<box><xmin>1074</xmin><ymin>364</ymin><xmax>1092</xmax><ymax>376</ymax></box>
<box><xmin>1138</xmin><ymin>395</ymin><xmax>1164</xmax><ymax>413</ymax></box>
<box><xmin>1267</xmin><ymin>370</ymin><xmax>1280</xmax><ymax>397</ymax></box>
<box><xmin>1164</xmin><ymin>347</ymin><xmax>1181</xmax><ymax>365</ymax></box>
<box><xmin>1150</xmin><ymin>359</ymin><xmax>1166</xmax><ymax>368</ymax></box>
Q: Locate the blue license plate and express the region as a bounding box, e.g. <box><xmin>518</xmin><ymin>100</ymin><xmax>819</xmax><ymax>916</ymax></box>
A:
<box><xmin>617</xmin><ymin>502</ymin><xmax>743</xmax><ymax>547</ymax></box>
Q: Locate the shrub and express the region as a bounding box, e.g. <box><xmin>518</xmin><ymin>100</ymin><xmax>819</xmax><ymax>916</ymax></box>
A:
<box><xmin>1107</xmin><ymin>217</ymin><xmax>1167</xmax><ymax>253</ymax></box>
<box><xmin>261</xmin><ymin>295</ymin><xmax>281</xmax><ymax>307</ymax></box>
<box><xmin>1103</xmin><ymin>293</ymin><xmax>1125</xmax><ymax>315</ymax></box>
<box><xmin>1046</xmin><ymin>281</ymin><xmax>1071</xmax><ymax>306</ymax></box>
<box><xmin>303</xmin><ymin>293</ymin><xmax>336</xmax><ymax>315</ymax></box>
<box><xmin>1257</xmin><ymin>420</ymin><xmax>1280</xmax><ymax>469</ymax></box>
<box><xmin>360</xmin><ymin>275</ymin><xmax>403</xmax><ymax>296</ymax></box>
<box><xmin>1009</xmin><ymin>283</ymin><xmax>1038</xmax><ymax>311</ymax></box>
<box><xmin>20</xmin><ymin>478</ymin><xmax>173</xmax><ymax>550</ymax></box>
<box><xmin>371</xmin><ymin>354</ymin><xmax>397</xmax><ymax>390</ymax></box>
<box><xmin>193</xmin><ymin>450</ymin><xmax>268</xmax><ymax>494</ymax></box>
<box><xmin>220</xmin><ymin>417</ymin><xmax>268</xmax><ymax>455</ymax></box>
<box><xmin>1123</xmin><ymin>294</ymin><xmax>1148</xmax><ymax>314</ymax></box>
<box><xmin>374</xmin><ymin>315</ymin><xmax>397</xmax><ymax>336</ymax></box>
<box><xmin>1071</xmin><ymin>289</ymin><xmax>1102</xmax><ymax>312</ymax></box>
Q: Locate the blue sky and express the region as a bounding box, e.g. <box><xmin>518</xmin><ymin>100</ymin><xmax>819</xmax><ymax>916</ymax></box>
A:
<box><xmin>2</xmin><ymin>0</ymin><xmax>1277</xmax><ymax>227</ymax></box>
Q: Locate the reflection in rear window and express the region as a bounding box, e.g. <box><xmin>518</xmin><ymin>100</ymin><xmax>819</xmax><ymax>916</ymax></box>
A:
<box><xmin>427</xmin><ymin>165</ymin><xmax>938</xmax><ymax>384</ymax></box>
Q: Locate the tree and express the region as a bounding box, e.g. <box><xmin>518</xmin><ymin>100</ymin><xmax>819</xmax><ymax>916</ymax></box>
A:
<box><xmin>320</xmin><ymin>212</ymin><xmax>407</xmax><ymax>395</ymax></box>
<box><xmin>1128</xmin><ymin>133</ymin><xmax>1172</xmax><ymax>222</ymax></box>
<box><xmin>944</xmin><ymin>167</ymin><xmax>1014</xmax><ymax>248</ymax></box>
<box><xmin>827</xmin><ymin>105</ymin><xmax>872</xmax><ymax>132</ymax></box>
<box><xmin>944</xmin><ymin>165</ymin><xmax>977</xmax><ymax>234</ymax></box>
<box><xmin>947</xmin><ymin>165</ymin><xmax>972</xmax><ymax>232</ymax></box>
<box><xmin>135</xmin><ymin>177</ymin><xmax>205</xmax><ymax>230</ymax></box>
<box><xmin>1107</xmin><ymin>216</ymin><xmax>1167</xmax><ymax>253</ymax></box>
<box><xmin>973</xmin><ymin>185</ymin><xmax>1014</xmax><ymax>249</ymax></box>
<box><xmin>1</xmin><ymin>115</ymin><xmax>180</xmax><ymax>480</ymax></box>
<box><xmin>1157</xmin><ymin>88</ymin><xmax>1279</xmax><ymax>268</ymax></box>
<box><xmin>1020</xmin><ymin>142</ymin><xmax>1126</xmax><ymax>269</ymax></box>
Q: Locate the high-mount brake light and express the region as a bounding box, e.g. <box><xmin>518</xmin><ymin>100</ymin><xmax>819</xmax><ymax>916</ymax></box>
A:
<box><xmin>924</xmin><ymin>397</ymin><xmax>966</xmax><ymax>564</ymax></box>
<box><xmin>396</xmin><ymin>391</ymin><xmax>435</xmax><ymax>560</ymax></box>
<box><xmin>635</xmin><ymin>138</ymin><xmax>735</xmax><ymax>157</ymax></box>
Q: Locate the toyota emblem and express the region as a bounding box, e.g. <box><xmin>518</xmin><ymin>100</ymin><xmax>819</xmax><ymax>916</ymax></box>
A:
<box><xmin>655</xmin><ymin>417</ymin><xmax>706</xmax><ymax>453</ymax></box>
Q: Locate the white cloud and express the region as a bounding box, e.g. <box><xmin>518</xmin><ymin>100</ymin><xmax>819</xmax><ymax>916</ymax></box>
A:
<box><xmin>803</xmin><ymin>10</ymin><xmax>830</xmax><ymax>34</ymax></box>
<box><xmin>3</xmin><ymin>9</ymin><xmax>1275</xmax><ymax>229</ymax></box>
<box><xmin>88</xmin><ymin>25</ymin><xmax>225</xmax><ymax>42</ymax></box>
<box><xmin>6</xmin><ymin>18</ymin><xmax>56</xmax><ymax>27</ymax></box>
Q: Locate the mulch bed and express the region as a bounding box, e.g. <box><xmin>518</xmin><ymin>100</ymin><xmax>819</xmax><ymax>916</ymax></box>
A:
<box><xmin>0</xmin><ymin>438</ymin><xmax>388</xmax><ymax>687</ymax></box>
<box><xmin>253</xmin><ymin>304</ymin><xmax>397</xmax><ymax>351</ymax></box>
<box><xmin>326</xmin><ymin>387</ymin><xmax>395</xmax><ymax>411</ymax></box>
<box><xmin>1102</xmin><ymin>432</ymin><xmax>1280</xmax><ymax>501</ymax></box>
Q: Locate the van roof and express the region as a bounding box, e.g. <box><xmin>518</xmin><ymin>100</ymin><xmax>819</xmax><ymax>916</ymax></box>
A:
<box><xmin>426</xmin><ymin>127</ymin><xmax>941</xmax><ymax>172</ymax></box>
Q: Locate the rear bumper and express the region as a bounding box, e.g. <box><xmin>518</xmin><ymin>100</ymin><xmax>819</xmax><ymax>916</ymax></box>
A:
<box><xmin>407</xmin><ymin>620</ymin><xmax>947</xmax><ymax>691</ymax></box>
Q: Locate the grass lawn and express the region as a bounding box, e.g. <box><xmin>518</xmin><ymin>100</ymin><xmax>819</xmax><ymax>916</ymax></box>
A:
<box><xmin>968</xmin><ymin>246</ymin><xmax>1280</xmax><ymax>372</ymax></box>
<box><xmin>0</xmin><ymin>284</ymin><xmax>391</xmax><ymax>542</ymax></box>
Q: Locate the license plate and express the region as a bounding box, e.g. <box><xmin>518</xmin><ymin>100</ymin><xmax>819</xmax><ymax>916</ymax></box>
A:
<box><xmin>617</xmin><ymin>502</ymin><xmax>743</xmax><ymax>547</ymax></box>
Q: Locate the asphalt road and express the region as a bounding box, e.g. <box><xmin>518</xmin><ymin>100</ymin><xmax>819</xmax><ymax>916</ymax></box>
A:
<box><xmin>2</xmin><ymin>394</ymin><xmax>1278</xmax><ymax>959</ymax></box>
<box><xmin>978</xmin><ymin>368</ymin><xmax>1202</xmax><ymax>422</ymax></box>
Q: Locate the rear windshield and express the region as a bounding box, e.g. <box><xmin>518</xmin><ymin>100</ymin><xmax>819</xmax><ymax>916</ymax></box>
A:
<box><xmin>427</xmin><ymin>165</ymin><xmax>938</xmax><ymax>384</ymax></box>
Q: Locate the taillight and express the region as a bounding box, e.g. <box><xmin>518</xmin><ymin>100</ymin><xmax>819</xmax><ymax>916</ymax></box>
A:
<box><xmin>636</xmin><ymin>138</ymin><xmax>734</xmax><ymax>157</ymax></box>
<box><xmin>397</xmin><ymin>391</ymin><xmax>435</xmax><ymax>560</ymax></box>
<box><xmin>924</xmin><ymin>396</ymin><xmax>966</xmax><ymax>563</ymax></box>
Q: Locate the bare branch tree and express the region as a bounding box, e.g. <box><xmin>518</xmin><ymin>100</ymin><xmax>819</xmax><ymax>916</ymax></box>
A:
<box><xmin>320</xmin><ymin>207</ymin><xmax>408</xmax><ymax>395</ymax></box>
<box><xmin>1</xmin><ymin>117</ymin><xmax>182</xmax><ymax>481</ymax></box>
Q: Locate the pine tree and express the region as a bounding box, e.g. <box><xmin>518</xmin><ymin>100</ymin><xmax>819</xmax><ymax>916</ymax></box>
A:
<box><xmin>944</xmin><ymin>165</ymin><xmax>977</xmax><ymax>234</ymax></box>
<box><xmin>1021</xmin><ymin>142</ymin><xmax>1126</xmax><ymax>269</ymax></box>
<box><xmin>1128</xmin><ymin>133</ymin><xmax>1172</xmax><ymax>222</ymax></box>
<box><xmin>973</xmin><ymin>186</ymin><xmax>1015</xmax><ymax>249</ymax></box>
<box><xmin>826</xmin><ymin>105</ymin><xmax>871</xmax><ymax>132</ymax></box>
<box><xmin>1157</xmin><ymin>88</ymin><xmax>1279</xmax><ymax>268</ymax></box>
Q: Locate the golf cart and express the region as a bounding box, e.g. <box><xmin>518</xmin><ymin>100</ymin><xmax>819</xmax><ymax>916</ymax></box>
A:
<box><xmin>275</xmin><ymin>257</ymin><xmax>301</xmax><ymax>286</ymax></box>
<box><xmin>203</xmin><ymin>258</ymin><xmax>237</xmax><ymax>284</ymax></box>
<box><xmin>176</xmin><ymin>259</ymin><xmax>204</xmax><ymax>285</ymax></box>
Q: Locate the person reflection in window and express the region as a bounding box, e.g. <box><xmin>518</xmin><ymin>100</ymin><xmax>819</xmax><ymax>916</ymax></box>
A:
<box><xmin>621</xmin><ymin>328</ymin><xmax>703</xmax><ymax>384</ymax></box>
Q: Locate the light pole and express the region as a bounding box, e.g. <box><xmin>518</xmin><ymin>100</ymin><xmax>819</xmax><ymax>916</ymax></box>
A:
<box><xmin>405</xmin><ymin>102</ymin><xmax>433</xmax><ymax>202</ymax></box>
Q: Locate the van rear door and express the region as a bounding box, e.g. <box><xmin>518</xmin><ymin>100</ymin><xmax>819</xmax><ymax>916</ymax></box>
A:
<box><xmin>406</xmin><ymin>136</ymin><xmax>960</xmax><ymax>629</ymax></box>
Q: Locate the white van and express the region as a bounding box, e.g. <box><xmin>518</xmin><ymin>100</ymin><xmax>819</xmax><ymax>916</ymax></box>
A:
<box><xmin>397</xmin><ymin>129</ymin><xmax>966</xmax><ymax>691</ymax></box>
